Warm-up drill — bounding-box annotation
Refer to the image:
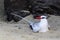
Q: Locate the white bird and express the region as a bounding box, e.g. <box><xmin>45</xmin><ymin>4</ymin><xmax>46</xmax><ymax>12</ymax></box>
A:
<box><xmin>11</xmin><ymin>13</ymin><xmax>50</xmax><ymax>32</ymax></box>
<box><xmin>30</xmin><ymin>15</ymin><xmax>50</xmax><ymax>32</ymax></box>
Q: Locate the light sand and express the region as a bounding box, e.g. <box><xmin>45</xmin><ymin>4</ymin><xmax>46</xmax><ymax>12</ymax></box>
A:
<box><xmin>0</xmin><ymin>15</ymin><xmax>60</xmax><ymax>40</ymax></box>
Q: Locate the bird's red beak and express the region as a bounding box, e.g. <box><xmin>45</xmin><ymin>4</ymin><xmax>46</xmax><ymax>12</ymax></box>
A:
<box><xmin>35</xmin><ymin>16</ymin><xmax>41</xmax><ymax>20</ymax></box>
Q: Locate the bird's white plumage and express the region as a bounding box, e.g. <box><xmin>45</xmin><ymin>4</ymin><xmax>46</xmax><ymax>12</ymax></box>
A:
<box><xmin>39</xmin><ymin>18</ymin><xmax>49</xmax><ymax>32</ymax></box>
<box><xmin>31</xmin><ymin>15</ymin><xmax>49</xmax><ymax>32</ymax></box>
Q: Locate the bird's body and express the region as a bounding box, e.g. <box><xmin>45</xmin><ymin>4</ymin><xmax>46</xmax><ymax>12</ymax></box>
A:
<box><xmin>31</xmin><ymin>22</ymin><xmax>41</xmax><ymax>32</ymax></box>
<box><xmin>30</xmin><ymin>15</ymin><xmax>50</xmax><ymax>32</ymax></box>
<box><xmin>39</xmin><ymin>19</ymin><xmax>49</xmax><ymax>32</ymax></box>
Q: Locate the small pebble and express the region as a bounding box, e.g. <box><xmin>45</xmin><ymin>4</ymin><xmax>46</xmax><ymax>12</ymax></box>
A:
<box><xmin>15</xmin><ymin>26</ymin><xmax>18</xmax><ymax>27</ymax></box>
<box><xmin>18</xmin><ymin>27</ymin><xmax>21</xmax><ymax>29</ymax></box>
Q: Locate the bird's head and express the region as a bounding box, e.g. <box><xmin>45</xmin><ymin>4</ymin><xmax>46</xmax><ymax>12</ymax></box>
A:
<box><xmin>35</xmin><ymin>15</ymin><xmax>47</xmax><ymax>20</ymax></box>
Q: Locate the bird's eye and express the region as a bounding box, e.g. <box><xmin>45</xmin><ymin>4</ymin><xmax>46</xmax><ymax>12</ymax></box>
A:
<box><xmin>42</xmin><ymin>17</ymin><xmax>45</xmax><ymax>19</ymax></box>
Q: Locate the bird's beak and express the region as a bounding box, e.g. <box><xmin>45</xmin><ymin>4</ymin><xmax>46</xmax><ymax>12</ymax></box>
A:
<box><xmin>35</xmin><ymin>16</ymin><xmax>41</xmax><ymax>20</ymax></box>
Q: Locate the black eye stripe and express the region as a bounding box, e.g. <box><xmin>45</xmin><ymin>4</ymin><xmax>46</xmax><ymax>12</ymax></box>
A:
<box><xmin>42</xmin><ymin>17</ymin><xmax>45</xmax><ymax>18</ymax></box>
<box><xmin>41</xmin><ymin>17</ymin><xmax>47</xmax><ymax>19</ymax></box>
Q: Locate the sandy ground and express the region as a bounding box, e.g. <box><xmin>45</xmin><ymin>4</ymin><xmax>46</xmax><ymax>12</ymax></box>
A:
<box><xmin>0</xmin><ymin>15</ymin><xmax>60</xmax><ymax>40</ymax></box>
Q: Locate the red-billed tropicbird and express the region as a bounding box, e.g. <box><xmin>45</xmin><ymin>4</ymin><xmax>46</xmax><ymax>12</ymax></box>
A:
<box><xmin>30</xmin><ymin>15</ymin><xmax>50</xmax><ymax>32</ymax></box>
